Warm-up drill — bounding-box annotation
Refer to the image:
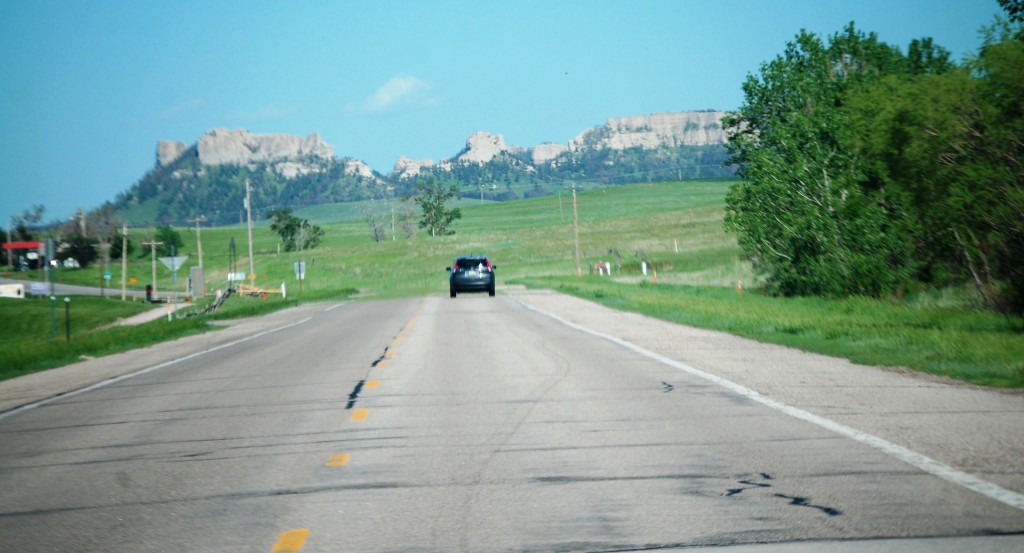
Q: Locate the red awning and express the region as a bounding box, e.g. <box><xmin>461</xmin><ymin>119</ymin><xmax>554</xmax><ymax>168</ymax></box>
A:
<box><xmin>2</xmin><ymin>241</ymin><xmax>42</xmax><ymax>250</ymax></box>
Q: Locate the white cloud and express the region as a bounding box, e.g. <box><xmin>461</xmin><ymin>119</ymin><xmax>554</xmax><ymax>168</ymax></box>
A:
<box><xmin>352</xmin><ymin>75</ymin><xmax>436</xmax><ymax>113</ymax></box>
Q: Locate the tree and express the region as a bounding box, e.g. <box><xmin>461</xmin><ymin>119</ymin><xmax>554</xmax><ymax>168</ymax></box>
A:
<box><xmin>12</xmin><ymin>204</ymin><xmax>45</xmax><ymax>241</ymax></box>
<box><xmin>360</xmin><ymin>205</ymin><xmax>388</xmax><ymax>242</ymax></box>
<box><xmin>413</xmin><ymin>181</ymin><xmax>461</xmax><ymax>237</ymax></box>
<box><xmin>152</xmin><ymin>226</ymin><xmax>184</xmax><ymax>257</ymax></box>
<box><xmin>841</xmin><ymin>17</ymin><xmax>1024</xmax><ymax>312</ymax></box>
<box><xmin>723</xmin><ymin>24</ymin><xmax>946</xmax><ymax>297</ymax></box>
<box><xmin>397</xmin><ymin>201</ymin><xmax>418</xmax><ymax>239</ymax></box>
<box><xmin>109</xmin><ymin>235</ymin><xmax>135</xmax><ymax>260</ymax></box>
<box><xmin>999</xmin><ymin>0</ymin><xmax>1024</xmax><ymax>24</ymax></box>
<box><xmin>268</xmin><ymin>209</ymin><xmax>323</xmax><ymax>251</ymax></box>
<box><xmin>57</xmin><ymin>234</ymin><xmax>99</xmax><ymax>268</ymax></box>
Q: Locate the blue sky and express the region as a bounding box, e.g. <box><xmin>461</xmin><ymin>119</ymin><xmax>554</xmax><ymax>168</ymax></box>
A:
<box><xmin>0</xmin><ymin>0</ymin><xmax>1007</xmax><ymax>228</ymax></box>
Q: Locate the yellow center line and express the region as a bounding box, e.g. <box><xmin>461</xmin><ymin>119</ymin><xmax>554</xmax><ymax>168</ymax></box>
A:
<box><xmin>325</xmin><ymin>453</ymin><xmax>351</xmax><ymax>467</ymax></box>
<box><xmin>352</xmin><ymin>408</ymin><xmax>370</xmax><ymax>421</ymax></box>
<box><xmin>385</xmin><ymin>350</ymin><xmax>396</xmax><ymax>358</ymax></box>
<box><xmin>375</xmin><ymin>361</ymin><xmax>389</xmax><ymax>369</ymax></box>
<box><xmin>365</xmin><ymin>380</ymin><xmax>381</xmax><ymax>388</ymax></box>
<box><xmin>270</xmin><ymin>529</ymin><xmax>309</xmax><ymax>553</ymax></box>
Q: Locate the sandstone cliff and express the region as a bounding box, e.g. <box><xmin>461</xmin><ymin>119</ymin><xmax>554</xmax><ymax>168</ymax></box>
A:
<box><xmin>452</xmin><ymin>131</ymin><xmax>523</xmax><ymax>164</ymax></box>
<box><xmin>196</xmin><ymin>128</ymin><xmax>334</xmax><ymax>166</ymax></box>
<box><xmin>402</xmin><ymin>111</ymin><xmax>727</xmax><ymax>176</ymax></box>
<box><xmin>156</xmin><ymin>128</ymin><xmax>347</xmax><ymax>179</ymax></box>
<box><xmin>569</xmin><ymin>111</ymin><xmax>726</xmax><ymax>152</ymax></box>
<box><xmin>393</xmin><ymin>155</ymin><xmax>436</xmax><ymax>179</ymax></box>
<box><xmin>530</xmin><ymin>143</ymin><xmax>569</xmax><ymax>164</ymax></box>
<box><xmin>156</xmin><ymin>140</ymin><xmax>189</xmax><ymax>167</ymax></box>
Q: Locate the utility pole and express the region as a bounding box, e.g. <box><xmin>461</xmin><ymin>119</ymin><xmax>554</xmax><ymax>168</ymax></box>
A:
<box><xmin>143</xmin><ymin>239</ymin><xmax>163</xmax><ymax>300</ymax></box>
<box><xmin>189</xmin><ymin>215</ymin><xmax>207</xmax><ymax>297</ymax></box>
<box><xmin>189</xmin><ymin>215</ymin><xmax>206</xmax><ymax>270</ymax></box>
<box><xmin>572</xmin><ymin>182</ymin><xmax>581</xmax><ymax>277</ymax></box>
<box><xmin>5</xmin><ymin>217</ymin><xmax>12</xmax><ymax>268</ymax></box>
<box><xmin>98</xmin><ymin>242</ymin><xmax>110</xmax><ymax>298</ymax></box>
<box><xmin>121</xmin><ymin>224</ymin><xmax>127</xmax><ymax>301</ymax></box>
<box><xmin>245</xmin><ymin>179</ymin><xmax>255</xmax><ymax>287</ymax></box>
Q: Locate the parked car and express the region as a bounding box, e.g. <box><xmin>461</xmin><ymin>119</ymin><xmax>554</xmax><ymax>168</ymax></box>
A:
<box><xmin>447</xmin><ymin>255</ymin><xmax>496</xmax><ymax>297</ymax></box>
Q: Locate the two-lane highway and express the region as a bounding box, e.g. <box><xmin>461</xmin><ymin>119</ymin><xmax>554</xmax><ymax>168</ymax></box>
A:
<box><xmin>1</xmin><ymin>294</ymin><xmax>1022</xmax><ymax>552</ymax></box>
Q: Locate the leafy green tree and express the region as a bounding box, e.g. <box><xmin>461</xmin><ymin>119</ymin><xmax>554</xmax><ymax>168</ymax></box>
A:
<box><xmin>413</xmin><ymin>181</ymin><xmax>462</xmax><ymax>237</ymax></box>
<box><xmin>268</xmin><ymin>209</ymin><xmax>323</xmax><ymax>251</ymax></box>
<box><xmin>999</xmin><ymin>0</ymin><xmax>1024</xmax><ymax>24</ymax></box>
<box><xmin>139</xmin><ymin>226</ymin><xmax>185</xmax><ymax>258</ymax></box>
<box><xmin>842</xmin><ymin>17</ymin><xmax>1024</xmax><ymax>312</ymax></box>
<box><xmin>970</xmin><ymin>21</ymin><xmax>1024</xmax><ymax>312</ymax></box>
<box><xmin>109</xmin><ymin>235</ymin><xmax>135</xmax><ymax>260</ymax></box>
<box><xmin>724</xmin><ymin>25</ymin><xmax>917</xmax><ymax>296</ymax></box>
<box><xmin>57</xmin><ymin>234</ymin><xmax>99</xmax><ymax>268</ymax></box>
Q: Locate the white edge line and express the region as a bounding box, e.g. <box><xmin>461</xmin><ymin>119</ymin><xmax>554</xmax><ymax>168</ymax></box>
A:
<box><xmin>0</xmin><ymin>317</ymin><xmax>313</xmax><ymax>421</ymax></box>
<box><xmin>516</xmin><ymin>297</ymin><xmax>1024</xmax><ymax>512</ymax></box>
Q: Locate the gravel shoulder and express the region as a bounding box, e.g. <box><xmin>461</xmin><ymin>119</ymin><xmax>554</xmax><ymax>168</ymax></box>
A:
<box><xmin>506</xmin><ymin>288</ymin><xmax>1024</xmax><ymax>498</ymax></box>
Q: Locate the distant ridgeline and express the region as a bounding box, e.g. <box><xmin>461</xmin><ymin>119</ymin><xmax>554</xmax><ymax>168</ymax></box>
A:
<box><xmin>112</xmin><ymin>111</ymin><xmax>735</xmax><ymax>226</ymax></box>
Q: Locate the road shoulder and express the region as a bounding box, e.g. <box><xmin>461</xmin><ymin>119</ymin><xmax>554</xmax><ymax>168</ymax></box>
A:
<box><xmin>508</xmin><ymin>288</ymin><xmax>1024</xmax><ymax>497</ymax></box>
<box><xmin>0</xmin><ymin>302</ymin><xmax>335</xmax><ymax>414</ymax></box>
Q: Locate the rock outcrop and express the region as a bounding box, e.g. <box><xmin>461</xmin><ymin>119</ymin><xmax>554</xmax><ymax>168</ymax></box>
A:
<box><xmin>394</xmin><ymin>111</ymin><xmax>728</xmax><ymax>178</ymax></box>
<box><xmin>344</xmin><ymin>160</ymin><xmax>375</xmax><ymax>179</ymax></box>
<box><xmin>196</xmin><ymin>128</ymin><xmax>334</xmax><ymax>166</ymax></box>
<box><xmin>393</xmin><ymin>155</ymin><xmax>435</xmax><ymax>179</ymax></box>
<box><xmin>452</xmin><ymin>131</ymin><xmax>519</xmax><ymax>164</ymax></box>
<box><xmin>156</xmin><ymin>128</ymin><xmax>341</xmax><ymax>179</ymax></box>
<box><xmin>569</xmin><ymin>112</ymin><xmax>726</xmax><ymax>151</ymax></box>
<box><xmin>157</xmin><ymin>140</ymin><xmax>189</xmax><ymax>167</ymax></box>
<box><xmin>530</xmin><ymin>143</ymin><xmax>569</xmax><ymax>164</ymax></box>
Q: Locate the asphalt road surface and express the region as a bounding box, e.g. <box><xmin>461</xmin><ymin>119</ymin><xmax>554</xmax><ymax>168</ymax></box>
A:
<box><xmin>1</xmin><ymin>292</ymin><xmax>1022</xmax><ymax>552</ymax></box>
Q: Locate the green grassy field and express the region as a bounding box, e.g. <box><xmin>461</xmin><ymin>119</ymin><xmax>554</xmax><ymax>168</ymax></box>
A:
<box><xmin>3</xmin><ymin>178</ymin><xmax>1022</xmax><ymax>387</ymax></box>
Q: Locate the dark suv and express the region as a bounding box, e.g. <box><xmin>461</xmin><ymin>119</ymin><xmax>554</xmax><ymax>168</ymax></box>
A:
<box><xmin>447</xmin><ymin>255</ymin><xmax>496</xmax><ymax>297</ymax></box>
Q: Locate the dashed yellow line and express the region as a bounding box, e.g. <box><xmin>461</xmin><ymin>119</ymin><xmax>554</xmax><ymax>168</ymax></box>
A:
<box><xmin>351</xmin><ymin>408</ymin><xmax>370</xmax><ymax>421</ymax></box>
<box><xmin>375</xmin><ymin>361</ymin><xmax>389</xmax><ymax>369</ymax></box>
<box><xmin>365</xmin><ymin>380</ymin><xmax>381</xmax><ymax>389</ymax></box>
<box><xmin>270</xmin><ymin>529</ymin><xmax>309</xmax><ymax>552</ymax></box>
<box><xmin>325</xmin><ymin>453</ymin><xmax>351</xmax><ymax>467</ymax></box>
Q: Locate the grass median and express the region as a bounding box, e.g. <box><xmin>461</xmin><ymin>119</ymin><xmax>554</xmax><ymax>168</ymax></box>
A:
<box><xmin>0</xmin><ymin>289</ymin><xmax>355</xmax><ymax>382</ymax></box>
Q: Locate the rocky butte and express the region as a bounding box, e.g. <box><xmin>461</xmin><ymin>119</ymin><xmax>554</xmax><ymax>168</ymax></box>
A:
<box><xmin>391</xmin><ymin>111</ymin><xmax>727</xmax><ymax>178</ymax></box>
<box><xmin>155</xmin><ymin>111</ymin><xmax>728</xmax><ymax>180</ymax></box>
<box><xmin>157</xmin><ymin>128</ymin><xmax>341</xmax><ymax>179</ymax></box>
<box><xmin>569</xmin><ymin>111</ymin><xmax>727</xmax><ymax>150</ymax></box>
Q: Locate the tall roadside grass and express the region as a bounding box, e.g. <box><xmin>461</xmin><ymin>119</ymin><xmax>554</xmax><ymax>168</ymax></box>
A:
<box><xmin>519</xmin><ymin>276</ymin><xmax>1024</xmax><ymax>388</ymax></box>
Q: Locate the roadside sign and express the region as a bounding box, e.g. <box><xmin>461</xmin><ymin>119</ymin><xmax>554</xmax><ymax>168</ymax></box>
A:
<box><xmin>103</xmin><ymin>271</ymin><xmax>112</xmax><ymax>281</ymax></box>
<box><xmin>294</xmin><ymin>261</ymin><xmax>306</xmax><ymax>280</ymax></box>
<box><xmin>158</xmin><ymin>256</ymin><xmax>189</xmax><ymax>271</ymax></box>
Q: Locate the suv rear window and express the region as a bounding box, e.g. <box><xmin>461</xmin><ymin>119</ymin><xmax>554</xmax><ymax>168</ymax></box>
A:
<box><xmin>455</xmin><ymin>257</ymin><xmax>488</xmax><ymax>269</ymax></box>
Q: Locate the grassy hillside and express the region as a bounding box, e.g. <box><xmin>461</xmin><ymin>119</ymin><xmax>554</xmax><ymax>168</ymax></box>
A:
<box><xmin>42</xmin><ymin>179</ymin><xmax>747</xmax><ymax>299</ymax></box>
